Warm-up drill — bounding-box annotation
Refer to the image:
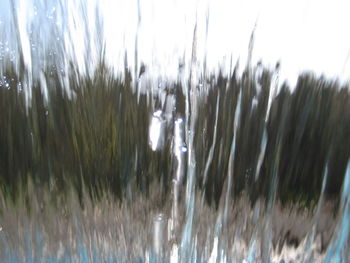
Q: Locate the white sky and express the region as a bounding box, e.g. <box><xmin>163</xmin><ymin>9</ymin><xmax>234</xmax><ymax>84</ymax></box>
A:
<box><xmin>1</xmin><ymin>0</ymin><xmax>350</xmax><ymax>86</ymax></box>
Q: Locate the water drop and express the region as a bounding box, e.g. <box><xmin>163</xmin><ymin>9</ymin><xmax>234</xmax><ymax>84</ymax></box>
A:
<box><xmin>149</xmin><ymin>110</ymin><xmax>165</xmax><ymax>151</ymax></box>
<box><xmin>153</xmin><ymin>213</ymin><xmax>166</xmax><ymax>259</ymax></box>
<box><xmin>153</xmin><ymin>110</ymin><xmax>162</xmax><ymax>117</ymax></box>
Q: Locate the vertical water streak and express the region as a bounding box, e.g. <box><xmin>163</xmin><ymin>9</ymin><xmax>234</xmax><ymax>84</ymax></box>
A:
<box><xmin>170</xmin><ymin>116</ymin><xmax>185</xmax><ymax>245</ymax></box>
<box><xmin>202</xmin><ymin>92</ymin><xmax>220</xmax><ymax>198</ymax></box>
<box><xmin>180</xmin><ymin>24</ymin><xmax>198</xmax><ymax>258</ymax></box>
<box><xmin>202</xmin><ymin>7</ymin><xmax>210</xmax><ymax>81</ymax></box>
<box><xmin>325</xmin><ymin>160</ymin><xmax>350</xmax><ymax>262</ymax></box>
<box><xmin>153</xmin><ymin>213</ymin><xmax>166</xmax><ymax>261</ymax></box>
<box><xmin>255</xmin><ymin>127</ymin><xmax>267</xmax><ymax>181</ymax></box>
<box><xmin>302</xmin><ymin>163</ymin><xmax>329</xmax><ymax>262</ymax></box>
<box><xmin>209</xmin><ymin>88</ymin><xmax>242</xmax><ymax>263</ymax></box>
<box><xmin>265</xmin><ymin>63</ymin><xmax>280</xmax><ymax>123</ymax></box>
<box><xmin>135</xmin><ymin>0</ymin><xmax>141</xmax><ymax>98</ymax></box>
<box><xmin>180</xmin><ymin>95</ymin><xmax>197</xmax><ymax>261</ymax></box>
<box><xmin>261</xmin><ymin>96</ymin><xmax>289</xmax><ymax>262</ymax></box>
<box><xmin>171</xmin><ymin>179</ymin><xmax>180</xmax><ymax>240</ymax></box>
<box><xmin>224</xmin><ymin>88</ymin><xmax>242</xmax><ymax>225</ymax></box>
<box><xmin>12</xmin><ymin>0</ymin><xmax>32</xmax><ymax>106</ymax></box>
<box><xmin>170</xmin><ymin>115</ymin><xmax>186</xmax><ymax>262</ymax></box>
<box><xmin>174</xmin><ymin>118</ymin><xmax>186</xmax><ymax>182</ymax></box>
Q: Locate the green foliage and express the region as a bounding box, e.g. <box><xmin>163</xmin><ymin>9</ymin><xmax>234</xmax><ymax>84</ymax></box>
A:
<box><xmin>0</xmin><ymin>60</ymin><xmax>349</xmax><ymax>208</ymax></box>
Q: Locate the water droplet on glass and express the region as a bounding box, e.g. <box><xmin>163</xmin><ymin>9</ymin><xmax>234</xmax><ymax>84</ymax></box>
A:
<box><xmin>153</xmin><ymin>213</ymin><xmax>166</xmax><ymax>258</ymax></box>
<box><xmin>149</xmin><ymin>110</ymin><xmax>165</xmax><ymax>151</ymax></box>
<box><xmin>153</xmin><ymin>110</ymin><xmax>162</xmax><ymax>118</ymax></box>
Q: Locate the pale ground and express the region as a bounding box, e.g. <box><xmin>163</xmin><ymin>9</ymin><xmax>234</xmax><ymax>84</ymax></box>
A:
<box><xmin>0</xmin><ymin>185</ymin><xmax>340</xmax><ymax>262</ymax></box>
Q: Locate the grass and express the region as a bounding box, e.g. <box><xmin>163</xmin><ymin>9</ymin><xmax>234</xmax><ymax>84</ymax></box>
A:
<box><xmin>0</xmin><ymin>178</ymin><xmax>338</xmax><ymax>262</ymax></box>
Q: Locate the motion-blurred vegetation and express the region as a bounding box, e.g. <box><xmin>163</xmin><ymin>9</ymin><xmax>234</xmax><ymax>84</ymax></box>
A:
<box><xmin>0</xmin><ymin>58</ymin><xmax>349</xmax><ymax>209</ymax></box>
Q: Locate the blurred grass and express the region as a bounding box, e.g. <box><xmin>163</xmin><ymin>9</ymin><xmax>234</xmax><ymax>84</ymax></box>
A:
<box><xmin>0</xmin><ymin>178</ymin><xmax>337</xmax><ymax>262</ymax></box>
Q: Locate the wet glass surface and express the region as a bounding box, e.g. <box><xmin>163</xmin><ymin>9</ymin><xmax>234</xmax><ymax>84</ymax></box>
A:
<box><xmin>0</xmin><ymin>0</ymin><xmax>349</xmax><ymax>262</ymax></box>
